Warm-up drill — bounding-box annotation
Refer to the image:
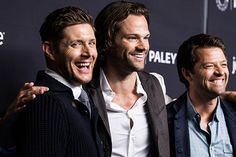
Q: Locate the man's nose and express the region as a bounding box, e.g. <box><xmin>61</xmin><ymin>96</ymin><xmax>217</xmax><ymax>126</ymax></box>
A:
<box><xmin>214</xmin><ymin>65</ymin><xmax>226</xmax><ymax>76</ymax></box>
<box><xmin>136</xmin><ymin>39</ymin><xmax>148</xmax><ymax>50</ymax></box>
<box><xmin>81</xmin><ymin>44</ymin><xmax>91</xmax><ymax>56</ymax></box>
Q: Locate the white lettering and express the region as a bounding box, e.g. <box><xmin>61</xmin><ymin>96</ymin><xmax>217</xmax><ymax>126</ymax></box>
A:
<box><xmin>234</xmin><ymin>0</ymin><xmax>236</xmax><ymax>8</ymax></box>
<box><xmin>0</xmin><ymin>32</ymin><xmax>5</xmax><ymax>45</ymax></box>
<box><xmin>148</xmin><ymin>50</ymin><xmax>156</xmax><ymax>62</ymax></box>
<box><xmin>148</xmin><ymin>50</ymin><xmax>177</xmax><ymax>64</ymax></box>
<box><xmin>171</xmin><ymin>52</ymin><xmax>177</xmax><ymax>64</ymax></box>
<box><xmin>160</xmin><ymin>51</ymin><xmax>165</xmax><ymax>63</ymax></box>
<box><xmin>232</xmin><ymin>56</ymin><xmax>236</xmax><ymax>74</ymax></box>
<box><xmin>165</xmin><ymin>52</ymin><xmax>171</xmax><ymax>64</ymax></box>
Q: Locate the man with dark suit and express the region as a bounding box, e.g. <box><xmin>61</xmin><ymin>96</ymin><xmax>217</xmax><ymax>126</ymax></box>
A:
<box><xmin>16</xmin><ymin>6</ymin><xmax>104</xmax><ymax>157</ymax></box>
<box><xmin>167</xmin><ymin>34</ymin><xmax>236</xmax><ymax>157</ymax></box>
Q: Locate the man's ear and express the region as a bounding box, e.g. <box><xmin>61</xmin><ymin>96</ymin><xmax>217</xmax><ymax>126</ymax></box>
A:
<box><xmin>182</xmin><ymin>68</ymin><xmax>193</xmax><ymax>82</ymax></box>
<box><xmin>42</xmin><ymin>41</ymin><xmax>55</xmax><ymax>61</ymax></box>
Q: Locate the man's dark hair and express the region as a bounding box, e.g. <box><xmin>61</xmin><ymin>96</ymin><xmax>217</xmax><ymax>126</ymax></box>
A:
<box><xmin>40</xmin><ymin>6</ymin><xmax>94</xmax><ymax>45</ymax></box>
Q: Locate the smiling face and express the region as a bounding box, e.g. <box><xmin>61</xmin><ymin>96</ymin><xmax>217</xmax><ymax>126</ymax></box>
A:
<box><xmin>186</xmin><ymin>47</ymin><xmax>229</xmax><ymax>98</ymax></box>
<box><xmin>107</xmin><ymin>15</ymin><xmax>150</xmax><ymax>73</ymax></box>
<box><xmin>46</xmin><ymin>24</ymin><xmax>97</xmax><ymax>85</ymax></box>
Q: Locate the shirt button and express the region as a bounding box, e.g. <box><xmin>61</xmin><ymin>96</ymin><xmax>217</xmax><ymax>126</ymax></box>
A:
<box><xmin>176</xmin><ymin>124</ymin><xmax>180</xmax><ymax>129</ymax></box>
<box><xmin>177</xmin><ymin>147</ymin><xmax>183</xmax><ymax>153</ymax></box>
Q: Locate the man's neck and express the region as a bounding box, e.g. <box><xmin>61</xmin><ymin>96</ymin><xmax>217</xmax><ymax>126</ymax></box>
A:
<box><xmin>102</xmin><ymin>66</ymin><xmax>142</xmax><ymax>110</ymax></box>
<box><xmin>188</xmin><ymin>90</ymin><xmax>218</xmax><ymax>129</ymax></box>
<box><xmin>103</xmin><ymin>66</ymin><xmax>137</xmax><ymax>94</ymax></box>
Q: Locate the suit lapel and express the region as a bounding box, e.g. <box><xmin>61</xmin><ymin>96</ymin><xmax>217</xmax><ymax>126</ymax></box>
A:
<box><xmin>221</xmin><ymin>100</ymin><xmax>236</xmax><ymax>155</ymax></box>
<box><xmin>172</xmin><ymin>93</ymin><xmax>190</xmax><ymax>157</ymax></box>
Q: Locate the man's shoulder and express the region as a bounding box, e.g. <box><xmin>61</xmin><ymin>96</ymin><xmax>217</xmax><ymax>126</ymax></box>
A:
<box><xmin>27</xmin><ymin>71</ymin><xmax>74</xmax><ymax>110</ymax></box>
<box><xmin>221</xmin><ymin>99</ymin><xmax>236</xmax><ymax>113</ymax></box>
<box><xmin>137</xmin><ymin>71</ymin><xmax>162</xmax><ymax>85</ymax></box>
<box><xmin>35</xmin><ymin>70</ymin><xmax>73</xmax><ymax>96</ymax></box>
<box><xmin>166</xmin><ymin>93</ymin><xmax>187</xmax><ymax>113</ymax></box>
<box><xmin>138</xmin><ymin>71</ymin><xmax>154</xmax><ymax>78</ymax></box>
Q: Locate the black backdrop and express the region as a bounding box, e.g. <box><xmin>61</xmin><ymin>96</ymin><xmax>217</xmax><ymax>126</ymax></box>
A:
<box><xmin>0</xmin><ymin>0</ymin><xmax>235</xmax><ymax>114</ymax></box>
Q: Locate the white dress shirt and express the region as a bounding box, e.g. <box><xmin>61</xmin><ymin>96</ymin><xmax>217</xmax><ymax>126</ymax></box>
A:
<box><xmin>100</xmin><ymin>69</ymin><xmax>150</xmax><ymax>157</ymax></box>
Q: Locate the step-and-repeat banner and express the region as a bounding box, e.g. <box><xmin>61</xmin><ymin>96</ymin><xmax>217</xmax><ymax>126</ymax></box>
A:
<box><xmin>0</xmin><ymin>0</ymin><xmax>235</xmax><ymax>113</ymax></box>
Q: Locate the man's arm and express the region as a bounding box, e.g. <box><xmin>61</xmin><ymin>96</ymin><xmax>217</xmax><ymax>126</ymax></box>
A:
<box><xmin>0</xmin><ymin>82</ymin><xmax>49</xmax><ymax>125</ymax></box>
<box><xmin>17</xmin><ymin>94</ymin><xmax>68</xmax><ymax>157</ymax></box>
<box><xmin>220</xmin><ymin>91</ymin><xmax>236</xmax><ymax>102</ymax></box>
<box><xmin>150</xmin><ymin>72</ymin><xmax>173</xmax><ymax>104</ymax></box>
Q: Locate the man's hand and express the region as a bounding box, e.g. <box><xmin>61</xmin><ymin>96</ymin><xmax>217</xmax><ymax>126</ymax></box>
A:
<box><xmin>1</xmin><ymin>82</ymin><xmax>49</xmax><ymax>124</ymax></box>
<box><xmin>220</xmin><ymin>91</ymin><xmax>236</xmax><ymax>102</ymax></box>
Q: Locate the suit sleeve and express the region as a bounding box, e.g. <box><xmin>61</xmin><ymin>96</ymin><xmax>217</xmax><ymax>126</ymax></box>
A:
<box><xmin>16</xmin><ymin>94</ymin><xmax>68</xmax><ymax>157</ymax></box>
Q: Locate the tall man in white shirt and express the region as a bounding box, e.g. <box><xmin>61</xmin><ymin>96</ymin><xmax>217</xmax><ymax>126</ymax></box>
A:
<box><xmin>85</xmin><ymin>1</ymin><xmax>170</xmax><ymax>157</ymax></box>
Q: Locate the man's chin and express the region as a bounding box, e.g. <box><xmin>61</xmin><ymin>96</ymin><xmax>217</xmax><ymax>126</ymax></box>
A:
<box><xmin>134</xmin><ymin>67</ymin><xmax>145</xmax><ymax>72</ymax></box>
<box><xmin>209</xmin><ymin>89</ymin><xmax>226</xmax><ymax>97</ymax></box>
<box><xmin>73</xmin><ymin>76</ymin><xmax>92</xmax><ymax>85</ymax></box>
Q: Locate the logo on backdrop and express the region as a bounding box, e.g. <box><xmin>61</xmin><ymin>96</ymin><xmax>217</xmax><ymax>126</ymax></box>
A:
<box><xmin>148</xmin><ymin>50</ymin><xmax>177</xmax><ymax>64</ymax></box>
<box><xmin>216</xmin><ymin>0</ymin><xmax>229</xmax><ymax>11</ymax></box>
<box><xmin>0</xmin><ymin>31</ymin><xmax>5</xmax><ymax>46</ymax></box>
<box><xmin>216</xmin><ymin>0</ymin><xmax>236</xmax><ymax>11</ymax></box>
<box><xmin>232</xmin><ymin>56</ymin><xmax>236</xmax><ymax>75</ymax></box>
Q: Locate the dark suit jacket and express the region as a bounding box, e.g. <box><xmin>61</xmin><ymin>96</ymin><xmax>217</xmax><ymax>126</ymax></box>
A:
<box><xmin>85</xmin><ymin>68</ymin><xmax>170</xmax><ymax>157</ymax></box>
<box><xmin>16</xmin><ymin>71</ymin><xmax>104</xmax><ymax>157</ymax></box>
<box><xmin>167</xmin><ymin>92</ymin><xmax>236</xmax><ymax>157</ymax></box>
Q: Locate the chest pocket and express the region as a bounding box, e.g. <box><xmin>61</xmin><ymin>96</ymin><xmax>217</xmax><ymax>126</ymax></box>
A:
<box><xmin>223</xmin><ymin>143</ymin><xmax>233</xmax><ymax>157</ymax></box>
